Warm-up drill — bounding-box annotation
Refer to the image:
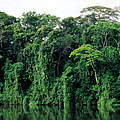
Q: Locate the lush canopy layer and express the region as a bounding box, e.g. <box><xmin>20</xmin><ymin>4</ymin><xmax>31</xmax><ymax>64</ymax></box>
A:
<box><xmin>0</xmin><ymin>6</ymin><xmax>120</xmax><ymax>109</ymax></box>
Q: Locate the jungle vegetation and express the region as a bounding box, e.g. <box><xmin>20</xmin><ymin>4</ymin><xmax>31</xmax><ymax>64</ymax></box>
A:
<box><xmin>0</xmin><ymin>6</ymin><xmax>120</xmax><ymax>110</ymax></box>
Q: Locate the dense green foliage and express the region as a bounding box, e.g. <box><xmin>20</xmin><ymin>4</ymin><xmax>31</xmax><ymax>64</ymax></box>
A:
<box><xmin>0</xmin><ymin>6</ymin><xmax>120</xmax><ymax>109</ymax></box>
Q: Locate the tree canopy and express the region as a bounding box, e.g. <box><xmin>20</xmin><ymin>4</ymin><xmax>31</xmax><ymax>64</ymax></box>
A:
<box><xmin>0</xmin><ymin>6</ymin><xmax>120</xmax><ymax>111</ymax></box>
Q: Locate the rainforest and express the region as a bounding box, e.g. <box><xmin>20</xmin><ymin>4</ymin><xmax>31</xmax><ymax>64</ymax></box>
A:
<box><xmin>0</xmin><ymin>6</ymin><xmax>120</xmax><ymax>112</ymax></box>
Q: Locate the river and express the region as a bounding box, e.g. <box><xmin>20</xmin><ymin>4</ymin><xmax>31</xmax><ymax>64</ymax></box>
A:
<box><xmin>0</xmin><ymin>105</ymin><xmax>120</xmax><ymax>120</ymax></box>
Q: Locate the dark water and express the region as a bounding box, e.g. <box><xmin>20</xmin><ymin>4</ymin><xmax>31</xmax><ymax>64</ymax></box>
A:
<box><xmin>0</xmin><ymin>105</ymin><xmax>120</xmax><ymax>120</ymax></box>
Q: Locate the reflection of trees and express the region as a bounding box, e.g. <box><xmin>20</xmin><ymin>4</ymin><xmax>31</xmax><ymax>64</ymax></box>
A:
<box><xmin>0</xmin><ymin>106</ymin><xmax>26</xmax><ymax>120</ymax></box>
<box><xmin>97</xmin><ymin>106</ymin><xmax>120</xmax><ymax>120</ymax></box>
<box><xmin>0</xmin><ymin>105</ymin><xmax>120</xmax><ymax>120</ymax></box>
<box><xmin>0</xmin><ymin>106</ymin><xmax>64</xmax><ymax>120</ymax></box>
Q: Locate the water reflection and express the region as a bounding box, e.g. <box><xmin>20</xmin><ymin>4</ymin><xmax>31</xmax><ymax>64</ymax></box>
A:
<box><xmin>0</xmin><ymin>105</ymin><xmax>120</xmax><ymax>120</ymax></box>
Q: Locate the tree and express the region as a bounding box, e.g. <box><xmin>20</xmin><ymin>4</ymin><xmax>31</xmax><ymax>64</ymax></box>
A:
<box><xmin>82</xmin><ymin>21</ymin><xmax>120</xmax><ymax>49</ymax></box>
<box><xmin>21</xmin><ymin>11</ymin><xmax>59</xmax><ymax>31</ymax></box>
<box><xmin>0</xmin><ymin>12</ymin><xmax>16</xmax><ymax>58</ymax></box>
<box><xmin>70</xmin><ymin>44</ymin><xmax>104</xmax><ymax>84</ymax></box>
<box><xmin>80</xmin><ymin>6</ymin><xmax>120</xmax><ymax>22</ymax></box>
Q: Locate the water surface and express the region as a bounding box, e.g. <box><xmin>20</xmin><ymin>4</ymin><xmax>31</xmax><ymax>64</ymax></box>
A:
<box><xmin>0</xmin><ymin>105</ymin><xmax>120</xmax><ymax>120</ymax></box>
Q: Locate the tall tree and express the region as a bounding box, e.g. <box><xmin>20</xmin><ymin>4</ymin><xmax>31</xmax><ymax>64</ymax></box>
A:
<box><xmin>80</xmin><ymin>6</ymin><xmax>120</xmax><ymax>22</ymax></box>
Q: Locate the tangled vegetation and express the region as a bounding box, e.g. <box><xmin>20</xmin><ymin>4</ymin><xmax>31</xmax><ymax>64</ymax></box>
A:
<box><xmin>0</xmin><ymin>6</ymin><xmax>120</xmax><ymax>109</ymax></box>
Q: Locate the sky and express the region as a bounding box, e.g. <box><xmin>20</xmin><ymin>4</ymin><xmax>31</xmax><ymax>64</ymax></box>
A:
<box><xmin>0</xmin><ymin>0</ymin><xmax>120</xmax><ymax>18</ymax></box>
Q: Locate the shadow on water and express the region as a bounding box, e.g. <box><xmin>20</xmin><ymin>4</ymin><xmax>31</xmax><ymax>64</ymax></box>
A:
<box><xmin>0</xmin><ymin>105</ymin><xmax>120</xmax><ymax>120</ymax></box>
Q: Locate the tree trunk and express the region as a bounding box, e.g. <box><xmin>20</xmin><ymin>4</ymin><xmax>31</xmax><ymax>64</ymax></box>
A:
<box><xmin>91</xmin><ymin>62</ymin><xmax>98</xmax><ymax>84</ymax></box>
